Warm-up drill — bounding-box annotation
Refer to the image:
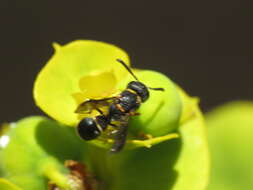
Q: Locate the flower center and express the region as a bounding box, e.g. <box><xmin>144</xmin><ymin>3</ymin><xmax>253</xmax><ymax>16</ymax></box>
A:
<box><xmin>72</xmin><ymin>70</ymin><xmax>118</xmax><ymax>119</ymax></box>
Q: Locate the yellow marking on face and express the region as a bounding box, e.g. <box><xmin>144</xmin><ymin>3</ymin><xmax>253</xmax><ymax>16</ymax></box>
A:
<box><xmin>126</xmin><ymin>88</ymin><xmax>143</xmax><ymax>103</ymax></box>
<box><xmin>136</xmin><ymin>95</ymin><xmax>142</xmax><ymax>104</ymax></box>
<box><xmin>126</xmin><ymin>88</ymin><xmax>137</xmax><ymax>94</ymax></box>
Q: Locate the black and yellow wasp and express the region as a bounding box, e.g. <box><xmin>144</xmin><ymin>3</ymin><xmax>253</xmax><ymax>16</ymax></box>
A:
<box><xmin>75</xmin><ymin>59</ymin><xmax>164</xmax><ymax>153</ymax></box>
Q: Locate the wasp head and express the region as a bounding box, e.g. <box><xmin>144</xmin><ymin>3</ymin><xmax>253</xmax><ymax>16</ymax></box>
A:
<box><xmin>127</xmin><ymin>81</ymin><xmax>149</xmax><ymax>102</ymax></box>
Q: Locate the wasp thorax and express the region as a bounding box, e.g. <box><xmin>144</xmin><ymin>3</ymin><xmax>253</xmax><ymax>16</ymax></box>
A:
<box><xmin>127</xmin><ymin>81</ymin><xmax>149</xmax><ymax>102</ymax></box>
<box><xmin>77</xmin><ymin>118</ymin><xmax>101</xmax><ymax>140</ymax></box>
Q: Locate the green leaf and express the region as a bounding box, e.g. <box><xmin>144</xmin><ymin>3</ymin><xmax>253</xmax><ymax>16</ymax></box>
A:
<box><xmin>0</xmin><ymin>116</ymin><xmax>87</xmax><ymax>190</ymax></box>
<box><xmin>206</xmin><ymin>101</ymin><xmax>253</xmax><ymax>190</ymax></box>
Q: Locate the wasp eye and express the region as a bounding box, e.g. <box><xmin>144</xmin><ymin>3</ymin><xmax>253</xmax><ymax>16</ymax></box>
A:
<box><xmin>77</xmin><ymin>118</ymin><xmax>101</xmax><ymax>140</ymax></box>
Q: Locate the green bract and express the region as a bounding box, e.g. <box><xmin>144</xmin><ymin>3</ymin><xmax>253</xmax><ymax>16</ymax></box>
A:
<box><xmin>118</xmin><ymin>70</ymin><xmax>182</xmax><ymax>137</ymax></box>
<box><xmin>0</xmin><ymin>117</ymin><xmax>86</xmax><ymax>190</ymax></box>
<box><xmin>206</xmin><ymin>101</ymin><xmax>253</xmax><ymax>190</ymax></box>
<box><xmin>0</xmin><ymin>90</ymin><xmax>209</xmax><ymax>190</ymax></box>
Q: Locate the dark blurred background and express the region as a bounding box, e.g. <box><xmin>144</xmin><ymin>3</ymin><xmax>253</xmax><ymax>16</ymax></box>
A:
<box><xmin>1</xmin><ymin>0</ymin><xmax>252</xmax><ymax>122</ymax></box>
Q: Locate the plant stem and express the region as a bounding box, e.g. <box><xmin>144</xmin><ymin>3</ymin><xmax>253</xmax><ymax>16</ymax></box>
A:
<box><xmin>42</xmin><ymin>159</ymin><xmax>71</xmax><ymax>190</ymax></box>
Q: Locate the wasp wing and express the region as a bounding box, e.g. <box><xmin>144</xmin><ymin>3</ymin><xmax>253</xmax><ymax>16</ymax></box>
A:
<box><xmin>110</xmin><ymin>116</ymin><xmax>129</xmax><ymax>153</ymax></box>
<box><xmin>75</xmin><ymin>97</ymin><xmax>116</xmax><ymax>114</ymax></box>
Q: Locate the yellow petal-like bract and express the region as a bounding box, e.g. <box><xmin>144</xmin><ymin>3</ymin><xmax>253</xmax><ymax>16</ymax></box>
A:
<box><xmin>34</xmin><ymin>40</ymin><xmax>129</xmax><ymax>126</ymax></box>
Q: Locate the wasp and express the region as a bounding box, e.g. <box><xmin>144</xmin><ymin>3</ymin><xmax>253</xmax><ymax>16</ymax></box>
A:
<box><xmin>75</xmin><ymin>59</ymin><xmax>164</xmax><ymax>153</ymax></box>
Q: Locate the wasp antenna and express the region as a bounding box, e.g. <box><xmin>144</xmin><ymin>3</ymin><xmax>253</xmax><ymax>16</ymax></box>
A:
<box><xmin>148</xmin><ymin>87</ymin><xmax>165</xmax><ymax>91</ymax></box>
<box><xmin>116</xmin><ymin>59</ymin><xmax>139</xmax><ymax>81</ymax></box>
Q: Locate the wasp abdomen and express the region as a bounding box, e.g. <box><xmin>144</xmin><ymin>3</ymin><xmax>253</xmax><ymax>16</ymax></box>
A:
<box><xmin>77</xmin><ymin>118</ymin><xmax>101</xmax><ymax>140</ymax></box>
<box><xmin>96</xmin><ymin>115</ymin><xmax>110</xmax><ymax>130</ymax></box>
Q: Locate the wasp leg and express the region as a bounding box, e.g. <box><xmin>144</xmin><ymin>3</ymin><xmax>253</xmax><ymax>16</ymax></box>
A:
<box><xmin>128</xmin><ymin>112</ymin><xmax>140</xmax><ymax>116</ymax></box>
<box><xmin>138</xmin><ymin>132</ymin><xmax>153</xmax><ymax>140</ymax></box>
<box><xmin>110</xmin><ymin>125</ymin><xmax>128</xmax><ymax>153</ymax></box>
<box><xmin>109</xmin><ymin>129</ymin><xmax>118</xmax><ymax>135</ymax></box>
<box><xmin>109</xmin><ymin>123</ymin><xmax>118</xmax><ymax>128</ymax></box>
<box><xmin>96</xmin><ymin>108</ymin><xmax>104</xmax><ymax>115</ymax></box>
<box><xmin>115</xmin><ymin>103</ymin><xmax>126</xmax><ymax>113</ymax></box>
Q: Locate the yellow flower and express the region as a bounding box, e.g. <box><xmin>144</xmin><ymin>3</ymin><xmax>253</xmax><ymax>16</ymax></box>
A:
<box><xmin>33</xmin><ymin>40</ymin><xmax>182</xmax><ymax>149</ymax></box>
